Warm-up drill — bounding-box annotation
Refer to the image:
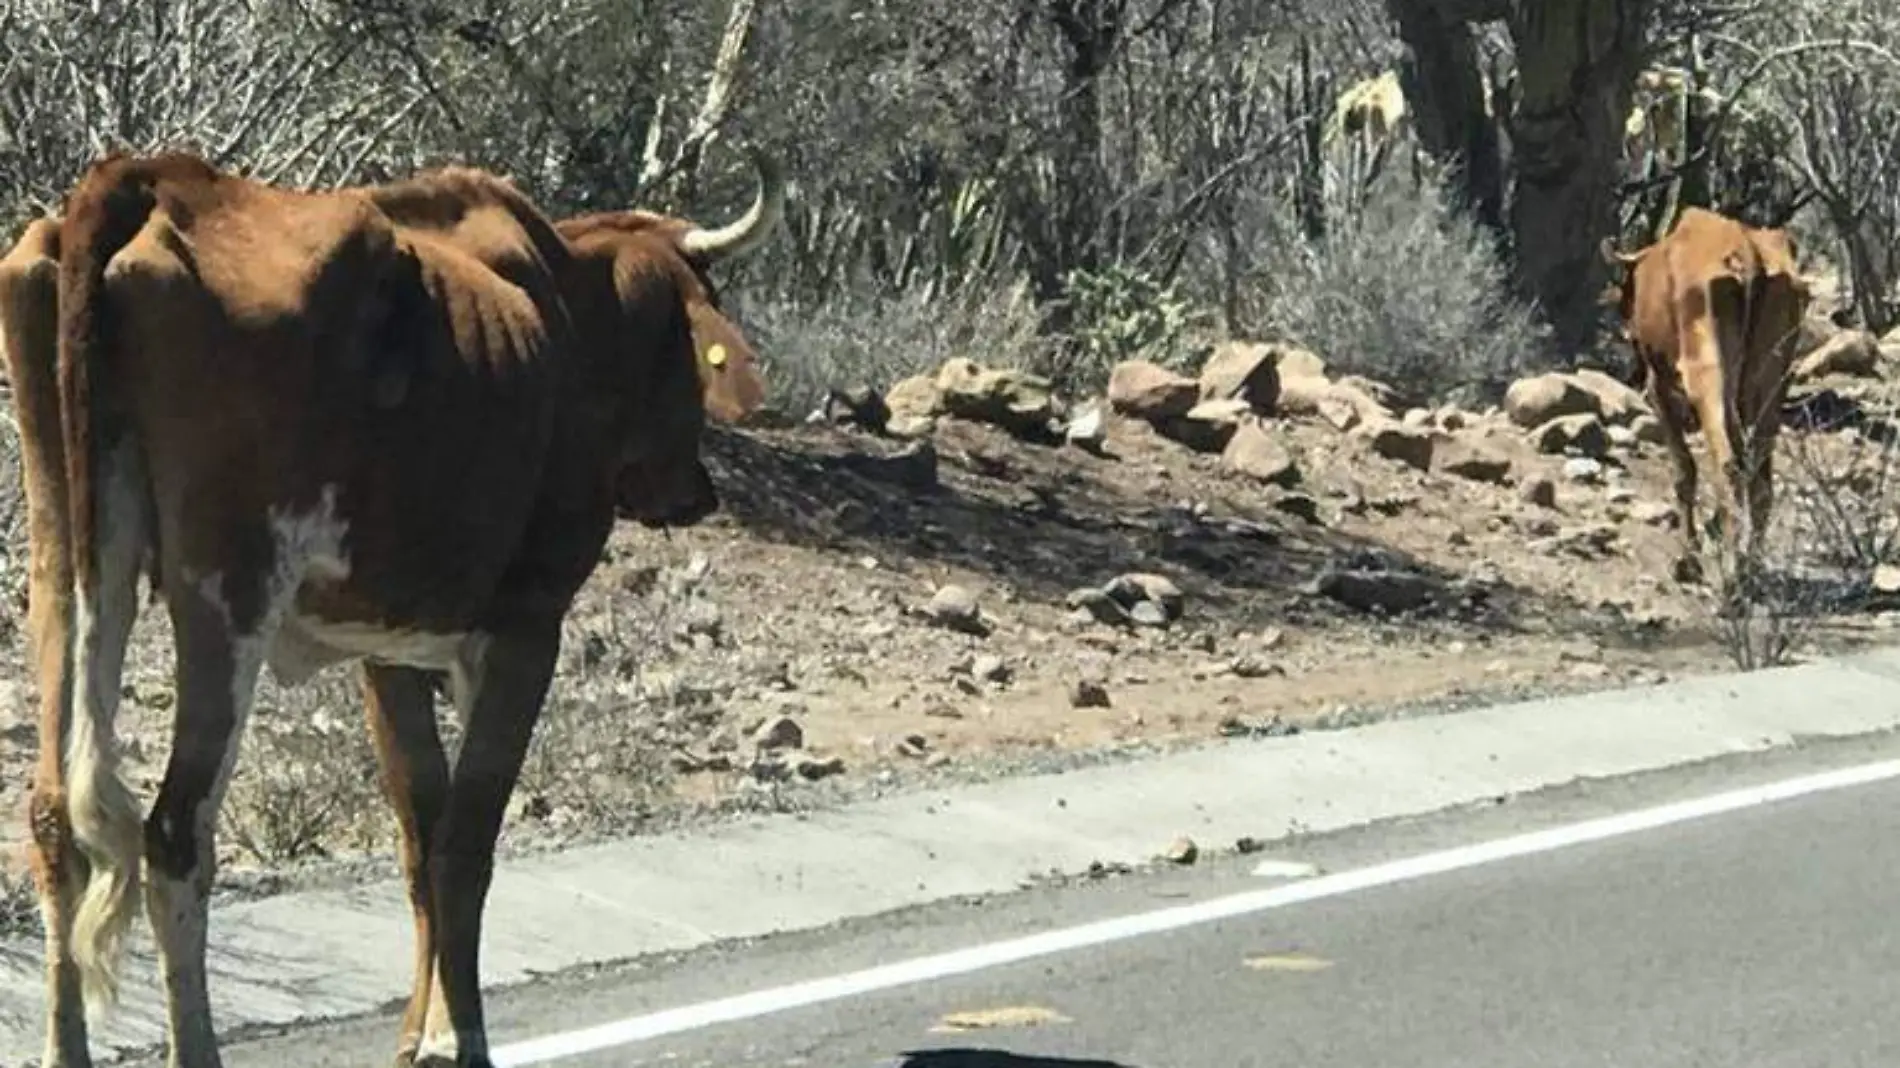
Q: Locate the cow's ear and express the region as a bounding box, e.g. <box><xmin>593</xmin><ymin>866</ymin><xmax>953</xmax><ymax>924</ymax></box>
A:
<box><xmin>685</xmin><ymin>299</ymin><xmax>767</xmax><ymax>424</ymax></box>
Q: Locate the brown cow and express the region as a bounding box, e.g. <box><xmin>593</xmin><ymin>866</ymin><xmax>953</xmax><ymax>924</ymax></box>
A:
<box><xmin>0</xmin><ymin>147</ymin><xmax>780</xmax><ymax>1068</ymax></box>
<box><xmin>1601</xmin><ymin>206</ymin><xmax>1810</xmax><ymax>585</ymax></box>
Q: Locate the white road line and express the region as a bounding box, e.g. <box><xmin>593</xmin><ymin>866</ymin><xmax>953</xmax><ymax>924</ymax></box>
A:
<box><xmin>490</xmin><ymin>755</ymin><xmax>1900</xmax><ymax>1066</ymax></box>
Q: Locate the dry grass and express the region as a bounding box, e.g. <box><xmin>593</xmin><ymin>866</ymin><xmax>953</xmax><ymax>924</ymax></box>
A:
<box><xmin>1701</xmin><ymin>378</ymin><xmax>1900</xmax><ymax>670</ymax></box>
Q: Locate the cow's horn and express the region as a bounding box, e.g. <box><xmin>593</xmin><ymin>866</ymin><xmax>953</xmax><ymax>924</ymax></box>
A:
<box><xmin>679</xmin><ymin>147</ymin><xmax>785</xmax><ymax>264</ymax></box>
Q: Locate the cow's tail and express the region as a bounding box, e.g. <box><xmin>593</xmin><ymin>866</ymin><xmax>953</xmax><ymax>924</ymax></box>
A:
<box><xmin>56</xmin><ymin>159</ymin><xmax>159</xmax><ymax>1022</ymax></box>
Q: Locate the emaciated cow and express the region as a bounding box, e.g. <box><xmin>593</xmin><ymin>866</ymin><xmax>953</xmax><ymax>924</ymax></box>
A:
<box><xmin>0</xmin><ymin>146</ymin><xmax>782</xmax><ymax>1068</ymax></box>
<box><xmin>1600</xmin><ymin>206</ymin><xmax>1810</xmax><ymax>585</ymax></box>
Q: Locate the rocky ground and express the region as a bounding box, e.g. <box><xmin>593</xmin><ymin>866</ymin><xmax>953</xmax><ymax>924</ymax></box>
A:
<box><xmin>4</xmin><ymin>314</ymin><xmax>1900</xmax><ymax>922</ymax></box>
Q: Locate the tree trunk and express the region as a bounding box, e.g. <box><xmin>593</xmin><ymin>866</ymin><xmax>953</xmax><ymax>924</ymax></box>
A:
<box><xmin>1027</xmin><ymin>0</ymin><xmax>1122</xmax><ymax>338</ymax></box>
<box><xmin>1385</xmin><ymin>0</ymin><xmax>1504</xmax><ymax>241</ymax></box>
<box><xmin>1507</xmin><ymin>0</ymin><xmax>1650</xmax><ymax>358</ymax></box>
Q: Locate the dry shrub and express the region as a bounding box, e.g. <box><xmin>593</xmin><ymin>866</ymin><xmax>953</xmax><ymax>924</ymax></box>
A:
<box><xmin>0</xmin><ymin>405</ymin><xmax>24</xmax><ymax>650</ymax></box>
<box><xmin>1703</xmin><ymin>399</ymin><xmax>1900</xmax><ymax>670</ymax></box>
<box><xmin>222</xmin><ymin>672</ymin><xmax>387</xmax><ymax>867</ymax></box>
<box><xmin>0</xmin><ymin>859</ymin><xmax>37</xmax><ymax>939</ymax></box>
<box><xmin>1250</xmin><ymin>155</ymin><xmax>1550</xmax><ymax>407</ymax></box>
<box><xmin>735</xmin><ymin>276</ymin><xmax>1052</xmax><ymax>418</ymax></box>
<box><xmin>510</xmin><ymin>551</ymin><xmax>735</xmax><ymax>841</ymax></box>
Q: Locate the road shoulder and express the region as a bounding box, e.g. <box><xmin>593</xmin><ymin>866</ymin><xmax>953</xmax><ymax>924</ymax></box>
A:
<box><xmin>9</xmin><ymin>646</ymin><xmax>1900</xmax><ymax>1065</ymax></box>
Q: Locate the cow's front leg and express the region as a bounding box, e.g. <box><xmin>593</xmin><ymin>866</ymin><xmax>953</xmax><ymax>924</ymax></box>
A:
<box><xmin>415</xmin><ymin>624</ymin><xmax>558</xmax><ymax>1068</ymax></box>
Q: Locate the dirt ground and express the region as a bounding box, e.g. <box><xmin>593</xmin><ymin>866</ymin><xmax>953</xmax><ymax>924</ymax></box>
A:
<box><xmin>4</xmin><ymin>331</ymin><xmax>1900</xmax><ymax>915</ymax></box>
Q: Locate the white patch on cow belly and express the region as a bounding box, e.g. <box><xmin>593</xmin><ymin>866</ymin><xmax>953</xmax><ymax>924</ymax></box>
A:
<box><xmin>270</xmin><ymin>616</ymin><xmax>468</xmax><ymax>675</ymax></box>
<box><xmin>267</xmin><ymin>619</ymin><xmax>490</xmax><ymax>724</ymax></box>
<box><xmin>243</xmin><ymin>484</ymin><xmax>490</xmax><ymax>717</ymax></box>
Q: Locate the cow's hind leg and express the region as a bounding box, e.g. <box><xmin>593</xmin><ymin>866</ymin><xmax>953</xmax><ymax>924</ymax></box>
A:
<box><xmin>39</xmin><ymin>441</ymin><xmax>150</xmax><ymax>1067</ymax></box>
<box><xmin>415</xmin><ymin>624</ymin><xmax>559</xmax><ymax>1068</ymax></box>
<box><xmin>1646</xmin><ymin>376</ymin><xmax>1703</xmax><ymax>584</ymax></box>
<box><xmin>141</xmin><ymin>578</ymin><xmax>268</xmax><ymax>1068</ymax></box>
<box><xmin>362</xmin><ymin>663</ymin><xmax>450</xmax><ymax>1068</ymax></box>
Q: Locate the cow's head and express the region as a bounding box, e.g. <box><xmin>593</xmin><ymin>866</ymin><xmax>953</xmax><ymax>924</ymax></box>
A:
<box><xmin>1598</xmin><ymin>236</ymin><xmax>1646</xmax><ymax>330</ymax></box>
<box><xmin>555</xmin><ymin>148</ymin><xmax>785</xmax><ymax>527</ymax></box>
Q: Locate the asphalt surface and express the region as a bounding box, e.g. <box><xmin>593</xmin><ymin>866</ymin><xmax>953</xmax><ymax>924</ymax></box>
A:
<box><xmin>171</xmin><ymin>728</ymin><xmax>1900</xmax><ymax>1068</ymax></box>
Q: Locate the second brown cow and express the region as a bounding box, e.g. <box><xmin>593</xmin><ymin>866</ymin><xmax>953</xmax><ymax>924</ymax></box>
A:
<box><xmin>1602</xmin><ymin>206</ymin><xmax>1811</xmax><ymax>586</ymax></box>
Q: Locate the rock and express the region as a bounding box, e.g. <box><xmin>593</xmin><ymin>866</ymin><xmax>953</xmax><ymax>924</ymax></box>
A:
<box><xmin>1157</xmin><ymin>399</ymin><xmax>1248</xmax><ymax>452</ymax></box>
<box><xmin>1605</xmin><ymin>485</ymin><xmax>1636</xmax><ymax>505</ymax></box>
<box><xmin>1364</xmin><ymin>423</ymin><xmax>1435</xmax><ymax>471</ymax></box>
<box><xmin>793</xmin><ymin>754</ymin><xmax>847</xmax><ymax>781</ymax></box>
<box><xmin>1531</xmin><ymin>413</ymin><xmax>1610</xmax><ymax>458</ymax></box>
<box><xmin>1271</xmin><ymin>492</ymin><xmax>1322</xmax><ymax>524</ymax></box>
<box><xmin>1276</xmin><ymin>375</ymin><xmax>1388</xmax><ymax>429</ymax></box>
<box><xmin>885</xmin><ymin>374</ymin><xmax>946</xmax><ymax>421</ymax></box>
<box><xmin>1562</xmin><ymin>457</ymin><xmax>1604</xmax><ymax>483</ymax></box>
<box><xmin>1272</xmin><ymin>375</ymin><xmax>1333</xmax><ymax>418</ymax></box>
<box><xmin>1873</xmin><ymin>563</ymin><xmax>1900</xmax><ymax>597</ymax></box>
<box><xmin>935</xmin><ymin>357</ymin><xmax>1058</xmax><ymax>437</ymax></box>
<box><xmin>886</xmin><ymin>414</ymin><xmax>937</xmax><ymax>439</ymax></box>
<box><xmin>924</xmin><ymin>584</ymin><xmax>988</xmax><ymax>636</ymax></box>
<box><xmin>1798</xmin><ymin>314</ymin><xmax>1840</xmax><ymax>357</ymax></box>
<box><xmin>1401</xmin><ymin>407</ymin><xmax>1434</xmax><ymax>428</ymax></box>
<box><xmin>1065</xmin><ymin>585</ymin><xmax>1130</xmax><ymax>625</ymax></box>
<box><xmin>1163</xmin><ymin>836</ymin><xmax>1199</xmax><ymax>865</ymax></box>
<box><xmin>1630</xmin><ymin>414</ymin><xmax>1667</xmax><ymax>445</ymax></box>
<box><xmin>1198</xmin><ymin>341</ymin><xmax>1282</xmax><ymax>412</ymax></box>
<box><xmin>1520</xmin><ymin>476</ymin><xmax>1558</xmax><ymax>509</ymax></box>
<box><xmin>1069</xmin><ymin>679</ymin><xmax>1112</xmax><ymax>708</ymax></box>
<box><xmin>1554</xmin><ymin>522</ymin><xmax>1621</xmax><ymax>558</ymax></box>
<box><xmin>821</xmin><ymin>385</ymin><xmax>891</xmax><ymax>433</ymax></box>
<box><xmin>971</xmin><ymin>654</ymin><xmax>1012</xmax><ymax>684</ymax></box>
<box><xmin>1314</xmin><ymin>566</ymin><xmax>1442</xmax><ymax>615</ymax></box>
<box><xmin>1795</xmin><ymin>329</ymin><xmax>1882</xmax><ymax>382</ymax></box>
<box><xmin>1273</xmin><ymin>345</ymin><xmax>1328</xmax><ymax>381</ymax></box>
<box><xmin>1229</xmin><ymin>654</ymin><xmax>1285</xmax><ymax>679</ymax></box>
<box><xmin>1606</xmin><ymin>424</ymin><xmax>1636</xmax><ymax>448</ymax></box>
<box><xmin>1435</xmin><ymin>440</ymin><xmax>1512</xmax><ymax>484</ymax></box>
<box><xmin>752</xmin><ymin>715</ymin><xmax>805</xmax><ymax>751</ymax></box>
<box><xmin>1336</xmin><ymin>374</ymin><xmax>1402</xmax><ymax>411</ymax></box>
<box><xmin>1631</xmin><ymin>500</ymin><xmax>1678</xmax><ymax>527</ymax></box>
<box><xmin>1221</xmin><ymin>421</ymin><xmax>1301</xmax><ymax>487</ymax></box>
<box><xmin>1571</xmin><ymin>369</ymin><xmax>1649</xmax><ymax>425</ymax></box>
<box><xmin>835</xmin><ymin>438</ymin><xmax>939</xmax><ymax>492</ymax></box>
<box><xmin>1064</xmin><ymin>402</ymin><xmax>1107</xmax><ymax>452</ymax></box>
<box><xmin>1127</xmin><ymin>600</ymin><xmax>1170</xmax><ymax>627</ymax></box>
<box><xmin>1436</xmin><ymin>406</ymin><xmax>1471</xmax><ymax>431</ymax></box>
<box><xmin>1104</xmin><ymin>572</ymin><xmax>1186</xmax><ymax>622</ymax></box>
<box><xmin>1107</xmin><ymin>359</ymin><xmax>1200</xmax><ymax>420</ymax></box>
<box><xmin>1322</xmin><ymin>381</ymin><xmax>1392</xmax><ymax>430</ymax></box>
<box><xmin>1505</xmin><ymin>373</ymin><xmax>1599</xmax><ymax>427</ymax></box>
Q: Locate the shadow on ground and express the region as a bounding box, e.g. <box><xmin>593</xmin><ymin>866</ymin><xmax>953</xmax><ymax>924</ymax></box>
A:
<box><xmin>897</xmin><ymin>1049</ymin><xmax>1139</xmax><ymax>1067</ymax></box>
<box><xmin>703</xmin><ymin>421</ymin><xmax>1652</xmax><ymax>645</ymax></box>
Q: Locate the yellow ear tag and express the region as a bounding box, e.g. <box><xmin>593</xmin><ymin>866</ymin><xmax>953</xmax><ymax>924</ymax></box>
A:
<box><xmin>706</xmin><ymin>343</ymin><xmax>729</xmax><ymax>369</ymax></box>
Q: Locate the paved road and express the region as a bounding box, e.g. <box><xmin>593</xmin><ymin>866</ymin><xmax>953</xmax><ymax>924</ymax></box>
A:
<box><xmin>179</xmin><ymin>730</ymin><xmax>1900</xmax><ymax>1068</ymax></box>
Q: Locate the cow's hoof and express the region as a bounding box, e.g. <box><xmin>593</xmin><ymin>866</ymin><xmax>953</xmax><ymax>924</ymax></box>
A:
<box><xmin>414</xmin><ymin>1054</ymin><xmax>492</xmax><ymax>1068</ymax></box>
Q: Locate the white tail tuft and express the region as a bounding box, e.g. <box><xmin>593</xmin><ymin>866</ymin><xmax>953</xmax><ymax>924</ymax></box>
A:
<box><xmin>63</xmin><ymin>446</ymin><xmax>152</xmax><ymax>1024</ymax></box>
<box><xmin>64</xmin><ymin>619</ymin><xmax>146</xmax><ymax>1023</ymax></box>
